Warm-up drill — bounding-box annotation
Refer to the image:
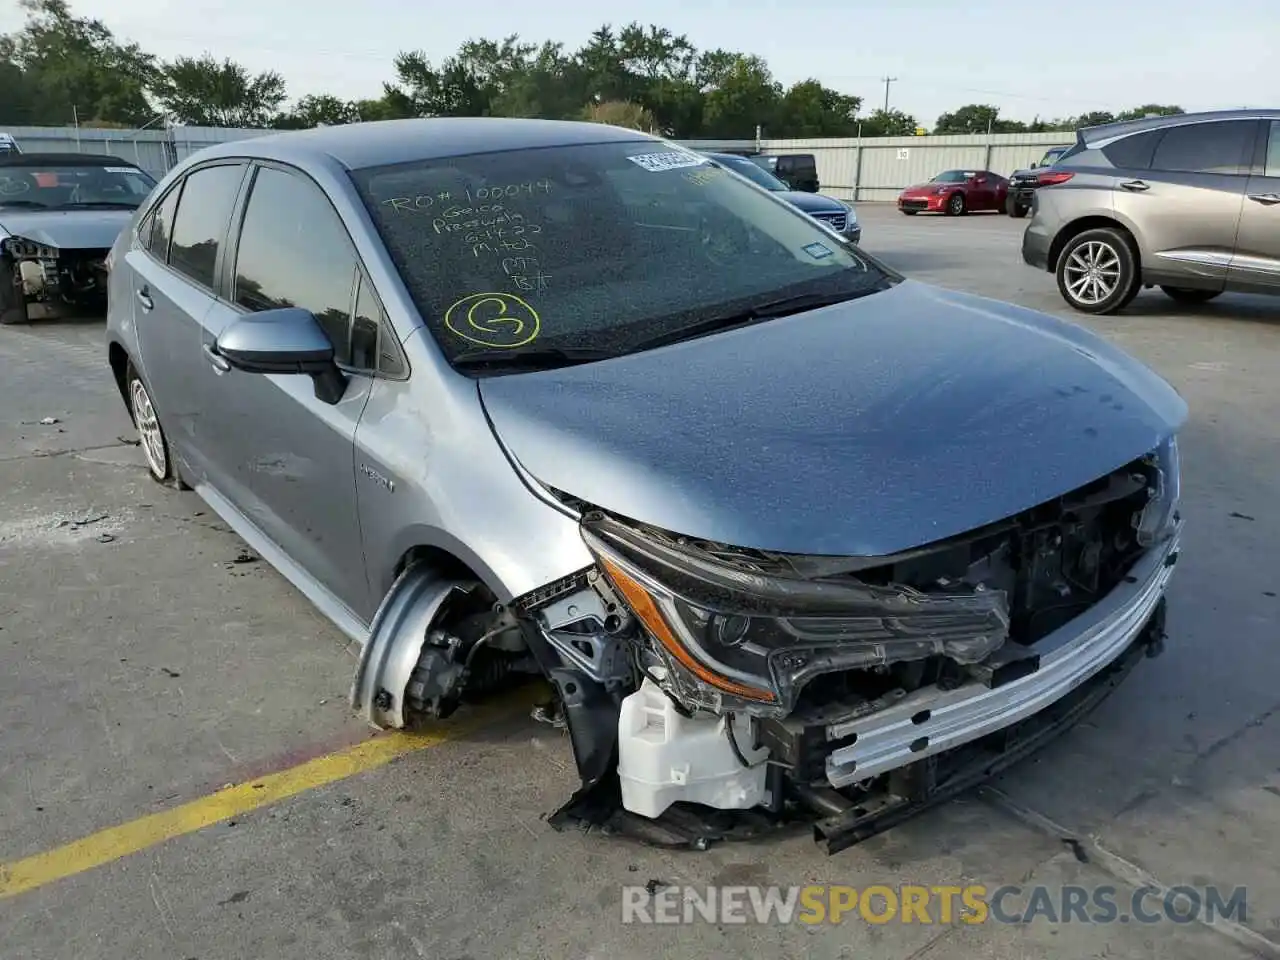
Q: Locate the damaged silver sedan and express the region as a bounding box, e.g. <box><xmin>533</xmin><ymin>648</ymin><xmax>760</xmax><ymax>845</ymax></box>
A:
<box><xmin>1</xmin><ymin>153</ymin><xmax>157</xmax><ymax>324</ymax></box>
<box><xmin>105</xmin><ymin>119</ymin><xmax>1185</xmax><ymax>853</ymax></box>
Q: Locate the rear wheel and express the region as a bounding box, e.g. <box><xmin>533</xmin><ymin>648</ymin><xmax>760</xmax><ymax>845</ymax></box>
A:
<box><xmin>946</xmin><ymin>192</ymin><xmax>966</xmax><ymax>216</ymax></box>
<box><xmin>1160</xmin><ymin>286</ymin><xmax>1222</xmax><ymax>304</ymax></box>
<box><xmin>0</xmin><ymin>261</ymin><xmax>27</xmax><ymax>325</ymax></box>
<box><xmin>127</xmin><ymin>366</ymin><xmax>174</xmax><ymax>484</ymax></box>
<box><xmin>1055</xmin><ymin>228</ymin><xmax>1140</xmax><ymax>315</ymax></box>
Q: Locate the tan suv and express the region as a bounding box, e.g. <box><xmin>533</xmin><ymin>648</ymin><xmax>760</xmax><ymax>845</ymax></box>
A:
<box><xmin>1022</xmin><ymin>110</ymin><xmax>1280</xmax><ymax>314</ymax></box>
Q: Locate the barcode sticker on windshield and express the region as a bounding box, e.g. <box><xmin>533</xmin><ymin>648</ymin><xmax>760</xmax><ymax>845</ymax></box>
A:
<box><xmin>626</xmin><ymin>152</ymin><xmax>708</xmax><ymax>173</ymax></box>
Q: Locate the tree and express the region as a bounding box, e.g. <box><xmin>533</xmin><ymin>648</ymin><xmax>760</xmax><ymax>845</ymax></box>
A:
<box><xmin>273</xmin><ymin>94</ymin><xmax>359</xmax><ymax>129</ymax></box>
<box><xmin>773</xmin><ymin>80</ymin><xmax>861</xmax><ymax>137</ymax></box>
<box><xmin>701</xmin><ymin>55</ymin><xmax>780</xmax><ymax>138</ymax></box>
<box><xmin>4</xmin><ymin>0</ymin><xmax>156</xmax><ymax>125</ymax></box>
<box><xmin>153</xmin><ymin>54</ymin><xmax>286</xmax><ymax>126</ymax></box>
<box><xmin>858</xmin><ymin>108</ymin><xmax>917</xmax><ymax>137</ymax></box>
<box><xmin>582</xmin><ymin>100</ymin><xmax>656</xmax><ymax>131</ymax></box>
<box><xmin>934</xmin><ymin>104</ymin><xmax>1026</xmax><ymax>134</ymax></box>
<box><xmin>1116</xmin><ymin>104</ymin><xmax>1184</xmax><ymax>121</ymax></box>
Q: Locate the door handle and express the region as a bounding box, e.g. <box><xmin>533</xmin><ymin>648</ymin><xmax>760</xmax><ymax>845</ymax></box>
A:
<box><xmin>1247</xmin><ymin>193</ymin><xmax>1280</xmax><ymax>205</ymax></box>
<box><xmin>1119</xmin><ymin>180</ymin><xmax>1149</xmax><ymax>192</ymax></box>
<box><xmin>136</xmin><ymin>287</ymin><xmax>153</xmax><ymax>311</ymax></box>
<box><xmin>202</xmin><ymin>342</ymin><xmax>231</xmax><ymax>374</ymax></box>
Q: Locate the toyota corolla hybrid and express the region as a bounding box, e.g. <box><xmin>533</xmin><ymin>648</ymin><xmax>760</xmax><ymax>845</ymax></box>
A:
<box><xmin>106</xmin><ymin>118</ymin><xmax>1184</xmax><ymax>853</ymax></box>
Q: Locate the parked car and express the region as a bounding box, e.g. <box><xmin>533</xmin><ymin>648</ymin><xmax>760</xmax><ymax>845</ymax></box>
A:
<box><xmin>1</xmin><ymin>152</ymin><xmax>157</xmax><ymax>324</ymax></box>
<box><xmin>749</xmin><ymin>153</ymin><xmax>820</xmax><ymax>192</ymax></box>
<box><xmin>1023</xmin><ymin>109</ymin><xmax>1280</xmax><ymax>314</ymax></box>
<box><xmin>0</xmin><ymin>133</ymin><xmax>21</xmax><ymax>157</ymax></box>
<box><xmin>707</xmin><ymin>152</ymin><xmax>860</xmax><ymax>243</ymax></box>
<box><xmin>1006</xmin><ymin>145</ymin><xmax>1073</xmax><ymax>217</ymax></box>
<box><xmin>897</xmin><ymin>169</ymin><xmax>1009</xmax><ymax>216</ymax></box>
<box><xmin>107</xmin><ymin>118</ymin><xmax>1184</xmax><ymax>853</ymax></box>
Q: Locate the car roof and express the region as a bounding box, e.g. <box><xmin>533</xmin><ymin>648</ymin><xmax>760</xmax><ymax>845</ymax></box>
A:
<box><xmin>0</xmin><ymin>152</ymin><xmax>143</xmax><ymax>168</ymax></box>
<box><xmin>195</xmin><ymin>117</ymin><xmax>661</xmax><ymax>172</ymax></box>
<box><xmin>1080</xmin><ymin>108</ymin><xmax>1280</xmax><ymax>145</ymax></box>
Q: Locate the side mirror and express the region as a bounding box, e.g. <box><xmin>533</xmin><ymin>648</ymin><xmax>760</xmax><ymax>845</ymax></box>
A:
<box><xmin>215</xmin><ymin>307</ymin><xmax>347</xmax><ymax>404</ymax></box>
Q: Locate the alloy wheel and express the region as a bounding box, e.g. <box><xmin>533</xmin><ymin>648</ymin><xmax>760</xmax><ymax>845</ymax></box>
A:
<box><xmin>1063</xmin><ymin>240</ymin><xmax>1121</xmax><ymax>306</ymax></box>
<box><xmin>130</xmin><ymin>377</ymin><xmax>169</xmax><ymax>480</ymax></box>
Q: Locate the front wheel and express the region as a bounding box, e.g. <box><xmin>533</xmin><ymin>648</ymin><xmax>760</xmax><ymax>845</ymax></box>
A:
<box><xmin>1007</xmin><ymin>198</ymin><xmax>1029</xmax><ymax>218</ymax></box>
<box><xmin>945</xmin><ymin>192</ymin><xmax>966</xmax><ymax>216</ymax></box>
<box><xmin>900</xmin><ymin>208</ymin><xmax>918</xmax><ymax>216</ymax></box>
<box><xmin>1160</xmin><ymin>286</ymin><xmax>1222</xmax><ymax>304</ymax></box>
<box><xmin>0</xmin><ymin>262</ymin><xmax>27</xmax><ymax>325</ymax></box>
<box><xmin>128</xmin><ymin>366</ymin><xmax>175</xmax><ymax>483</ymax></box>
<box><xmin>1055</xmin><ymin>228</ymin><xmax>1140</xmax><ymax>315</ymax></box>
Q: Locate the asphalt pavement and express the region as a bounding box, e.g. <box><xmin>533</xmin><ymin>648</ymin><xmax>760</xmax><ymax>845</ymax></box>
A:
<box><xmin>1</xmin><ymin>203</ymin><xmax>1278</xmax><ymax>959</ymax></box>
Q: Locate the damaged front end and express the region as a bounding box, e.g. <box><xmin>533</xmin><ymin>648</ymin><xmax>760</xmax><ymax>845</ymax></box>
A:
<box><xmin>1</xmin><ymin>235</ymin><xmax>110</xmax><ymax>322</ymax></box>
<box><xmin>517</xmin><ymin>438</ymin><xmax>1181</xmax><ymax>852</ymax></box>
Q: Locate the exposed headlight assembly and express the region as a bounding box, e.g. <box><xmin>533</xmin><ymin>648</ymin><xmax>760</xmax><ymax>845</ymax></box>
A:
<box><xmin>2</xmin><ymin>235</ymin><xmax>58</xmax><ymax>260</ymax></box>
<box><xmin>581</xmin><ymin>515</ymin><xmax>1010</xmax><ymax>717</ymax></box>
<box><xmin>1135</xmin><ymin>435</ymin><xmax>1181</xmax><ymax>546</ymax></box>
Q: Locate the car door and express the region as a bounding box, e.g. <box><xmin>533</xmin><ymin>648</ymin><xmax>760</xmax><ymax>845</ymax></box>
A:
<box><xmin>969</xmin><ymin>172</ymin><xmax>996</xmax><ymax>209</ymax></box>
<box><xmin>1227</xmin><ymin>119</ymin><xmax>1280</xmax><ymax>292</ymax></box>
<box><xmin>195</xmin><ymin>162</ymin><xmax>377</xmax><ymax>622</ymax></box>
<box><xmin>127</xmin><ymin>162</ymin><xmax>248</xmax><ymax>474</ymax></box>
<box><xmin>1112</xmin><ymin>119</ymin><xmax>1255</xmax><ymax>285</ymax></box>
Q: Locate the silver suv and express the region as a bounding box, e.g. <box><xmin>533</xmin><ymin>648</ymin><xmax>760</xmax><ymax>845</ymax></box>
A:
<box><xmin>1022</xmin><ymin>110</ymin><xmax>1280</xmax><ymax>314</ymax></box>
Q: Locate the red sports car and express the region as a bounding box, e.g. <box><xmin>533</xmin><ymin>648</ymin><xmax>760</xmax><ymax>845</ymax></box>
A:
<box><xmin>897</xmin><ymin>169</ymin><xmax>1009</xmax><ymax>216</ymax></box>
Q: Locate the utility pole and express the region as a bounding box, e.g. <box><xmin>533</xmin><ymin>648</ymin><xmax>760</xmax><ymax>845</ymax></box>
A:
<box><xmin>881</xmin><ymin>77</ymin><xmax>897</xmax><ymax>113</ymax></box>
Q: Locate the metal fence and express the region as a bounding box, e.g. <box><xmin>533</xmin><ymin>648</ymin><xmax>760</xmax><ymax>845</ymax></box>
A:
<box><xmin>3</xmin><ymin>124</ymin><xmax>273</xmax><ymax>181</ymax></box>
<box><xmin>5</xmin><ymin>124</ymin><xmax>1074</xmax><ymax>202</ymax></box>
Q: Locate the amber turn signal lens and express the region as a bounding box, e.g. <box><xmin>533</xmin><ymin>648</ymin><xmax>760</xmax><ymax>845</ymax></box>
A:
<box><xmin>599</xmin><ymin>557</ymin><xmax>776</xmax><ymax>703</ymax></box>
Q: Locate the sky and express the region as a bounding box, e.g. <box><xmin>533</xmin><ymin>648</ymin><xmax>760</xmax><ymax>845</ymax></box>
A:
<box><xmin>4</xmin><ymin>0</ymin><xmax>1277</xmax><ymax>127</ymax></box>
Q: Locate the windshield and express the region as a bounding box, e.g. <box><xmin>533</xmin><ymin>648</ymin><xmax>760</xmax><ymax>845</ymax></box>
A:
<box><xmin>930</xmin><ymin>170</ymin><xmax>972</xmax><ymax>183</ymax></box>
<box><xmin>0</xmin><ymin>162</ymin><xmax>156</xmax><ymax>209</ymax></box>
<box><xmin>713</xmin><ymin>155</ymin><xmax>788</xmax><ymax>191</ymax></box>
<box><xmin>351</xmin><ymin>141</ymin><xmax>892</xmax><ymax>371</ymax></box>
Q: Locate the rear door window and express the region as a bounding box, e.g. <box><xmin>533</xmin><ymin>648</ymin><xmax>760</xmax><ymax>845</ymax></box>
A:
<box><xmin>145</xmin><ymin>185</ymin><xmax>181</xmax><ymax>259</ymax></box>
<box><xmin>168</xmin><ymin>163</ymin><xmax>246</xmax><ymax>288</ymax></box>
<box><xmin>1149</xmin><ymin>121</ymin><xmax>1255</xmax><ymax>175</ymax></box>
<box><xmin>1102</xmin><ymin>130</ymin><xmax>1163</xmax><ymax>170</ymax></box>
<box><xmin>232</xmin><ymin>165</ymin><xmax>360</xmax><ymax>366</ymax></box>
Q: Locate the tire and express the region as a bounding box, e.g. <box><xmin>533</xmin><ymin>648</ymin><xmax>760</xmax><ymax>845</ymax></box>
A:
<box><xmin>1007</xmin><ymin>198</ymin><xmax>1029</xmax><ymax>218</ymax></box>
<box><xmin>1055</xmin><ymin>227</ymin><xmax>1140</xmax><ymax>315</ymax></box>
<box><xmin>127</xmin><ymin>365</ymin><xmax>175</xmax><ymax>484</ymax></box>
<box><xmin>0</xmin><ymin>261</ymin><xmax>27</xmax><ymax>325</ymax></box>
<box><xmin>900</xmin><ymin>208</ymin><xmax>918</xmax><ymax>216</ymax></box>
<box><xmin>1160</xmin><ymin>286</ymin><xmax>1222</xmax><ymax>304</ymax></box>
<box><xmin>945</xmin><ymin>192</ymin><xmax>966</xmax><ymax>216</ymax></box>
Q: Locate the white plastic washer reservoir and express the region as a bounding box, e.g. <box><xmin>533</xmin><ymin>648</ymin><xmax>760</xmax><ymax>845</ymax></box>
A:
<box><xmin>616</xmin><ymin>678</ymin><xmax>768</xmax><ymax>819</ymax></box>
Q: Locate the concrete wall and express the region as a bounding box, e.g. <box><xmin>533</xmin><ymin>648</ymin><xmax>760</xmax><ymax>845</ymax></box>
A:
<box><xmin>6</xmin><ymin>124</ymin><xmax>1076</xmax><ymax>203</ymax></box>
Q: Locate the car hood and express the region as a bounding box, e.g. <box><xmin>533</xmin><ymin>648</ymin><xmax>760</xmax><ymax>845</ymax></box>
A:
<box><xmin>0</xmin><ymin>208</ymin><xmax>135</xmax><ymax>249</ymax></box>
<box><xmin>777</xmin><ymin>190</ymin><xmax>848</xmax><ymax>214</ymax></box>
<box><xmin>901</xmin><ymin>183</ymin><xmax>951</xmax><ymax>196</ymax></box>
<box><xmin>478</xmin><ymin>280</ymin><xmax>1186</xmax><ymax>558</ymax></box>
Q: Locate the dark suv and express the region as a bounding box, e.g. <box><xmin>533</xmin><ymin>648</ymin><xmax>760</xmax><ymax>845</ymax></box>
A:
<box><xmin>1022</xmin><ymin>110</ymin><xmax>1280</xmax><ymax>314</ymax></box>
<box><xmin>1006</xmin><ymin>146</ymin><xmax>1072</xmax><ymax>217</ymax></box>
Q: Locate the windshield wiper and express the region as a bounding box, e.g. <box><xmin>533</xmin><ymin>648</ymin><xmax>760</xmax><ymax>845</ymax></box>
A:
<box><xmin>56</xmin><ymin>201</ymin><xmax>138</xmax><ymax>210</ymax></box>
<box><xmin>628</xmin><ymin>286</ymin><xmax>888</xmax><ymax>354</ymax></box>
<box><xmin>0</xmin><ymin>199</ymin><xmax>48</xmax><ymax>208</ymax></box>
<box><xmin>452</xmin><ymin>345</ymin><xmax>616</xmax><ymax>373</ymax></box>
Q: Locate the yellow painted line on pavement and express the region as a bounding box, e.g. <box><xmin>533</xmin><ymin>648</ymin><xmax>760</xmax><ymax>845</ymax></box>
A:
<box><xmin>0</xmin><ymin>697</ymin><xmax>531</xmax><ymax>900</ymax></box>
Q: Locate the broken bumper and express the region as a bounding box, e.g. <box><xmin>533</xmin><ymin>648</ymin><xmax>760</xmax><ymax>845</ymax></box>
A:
<box><xmin>824</xmin><ymin>528</ymin><xmax>1180</xmax><ymax>787</ymax></box>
